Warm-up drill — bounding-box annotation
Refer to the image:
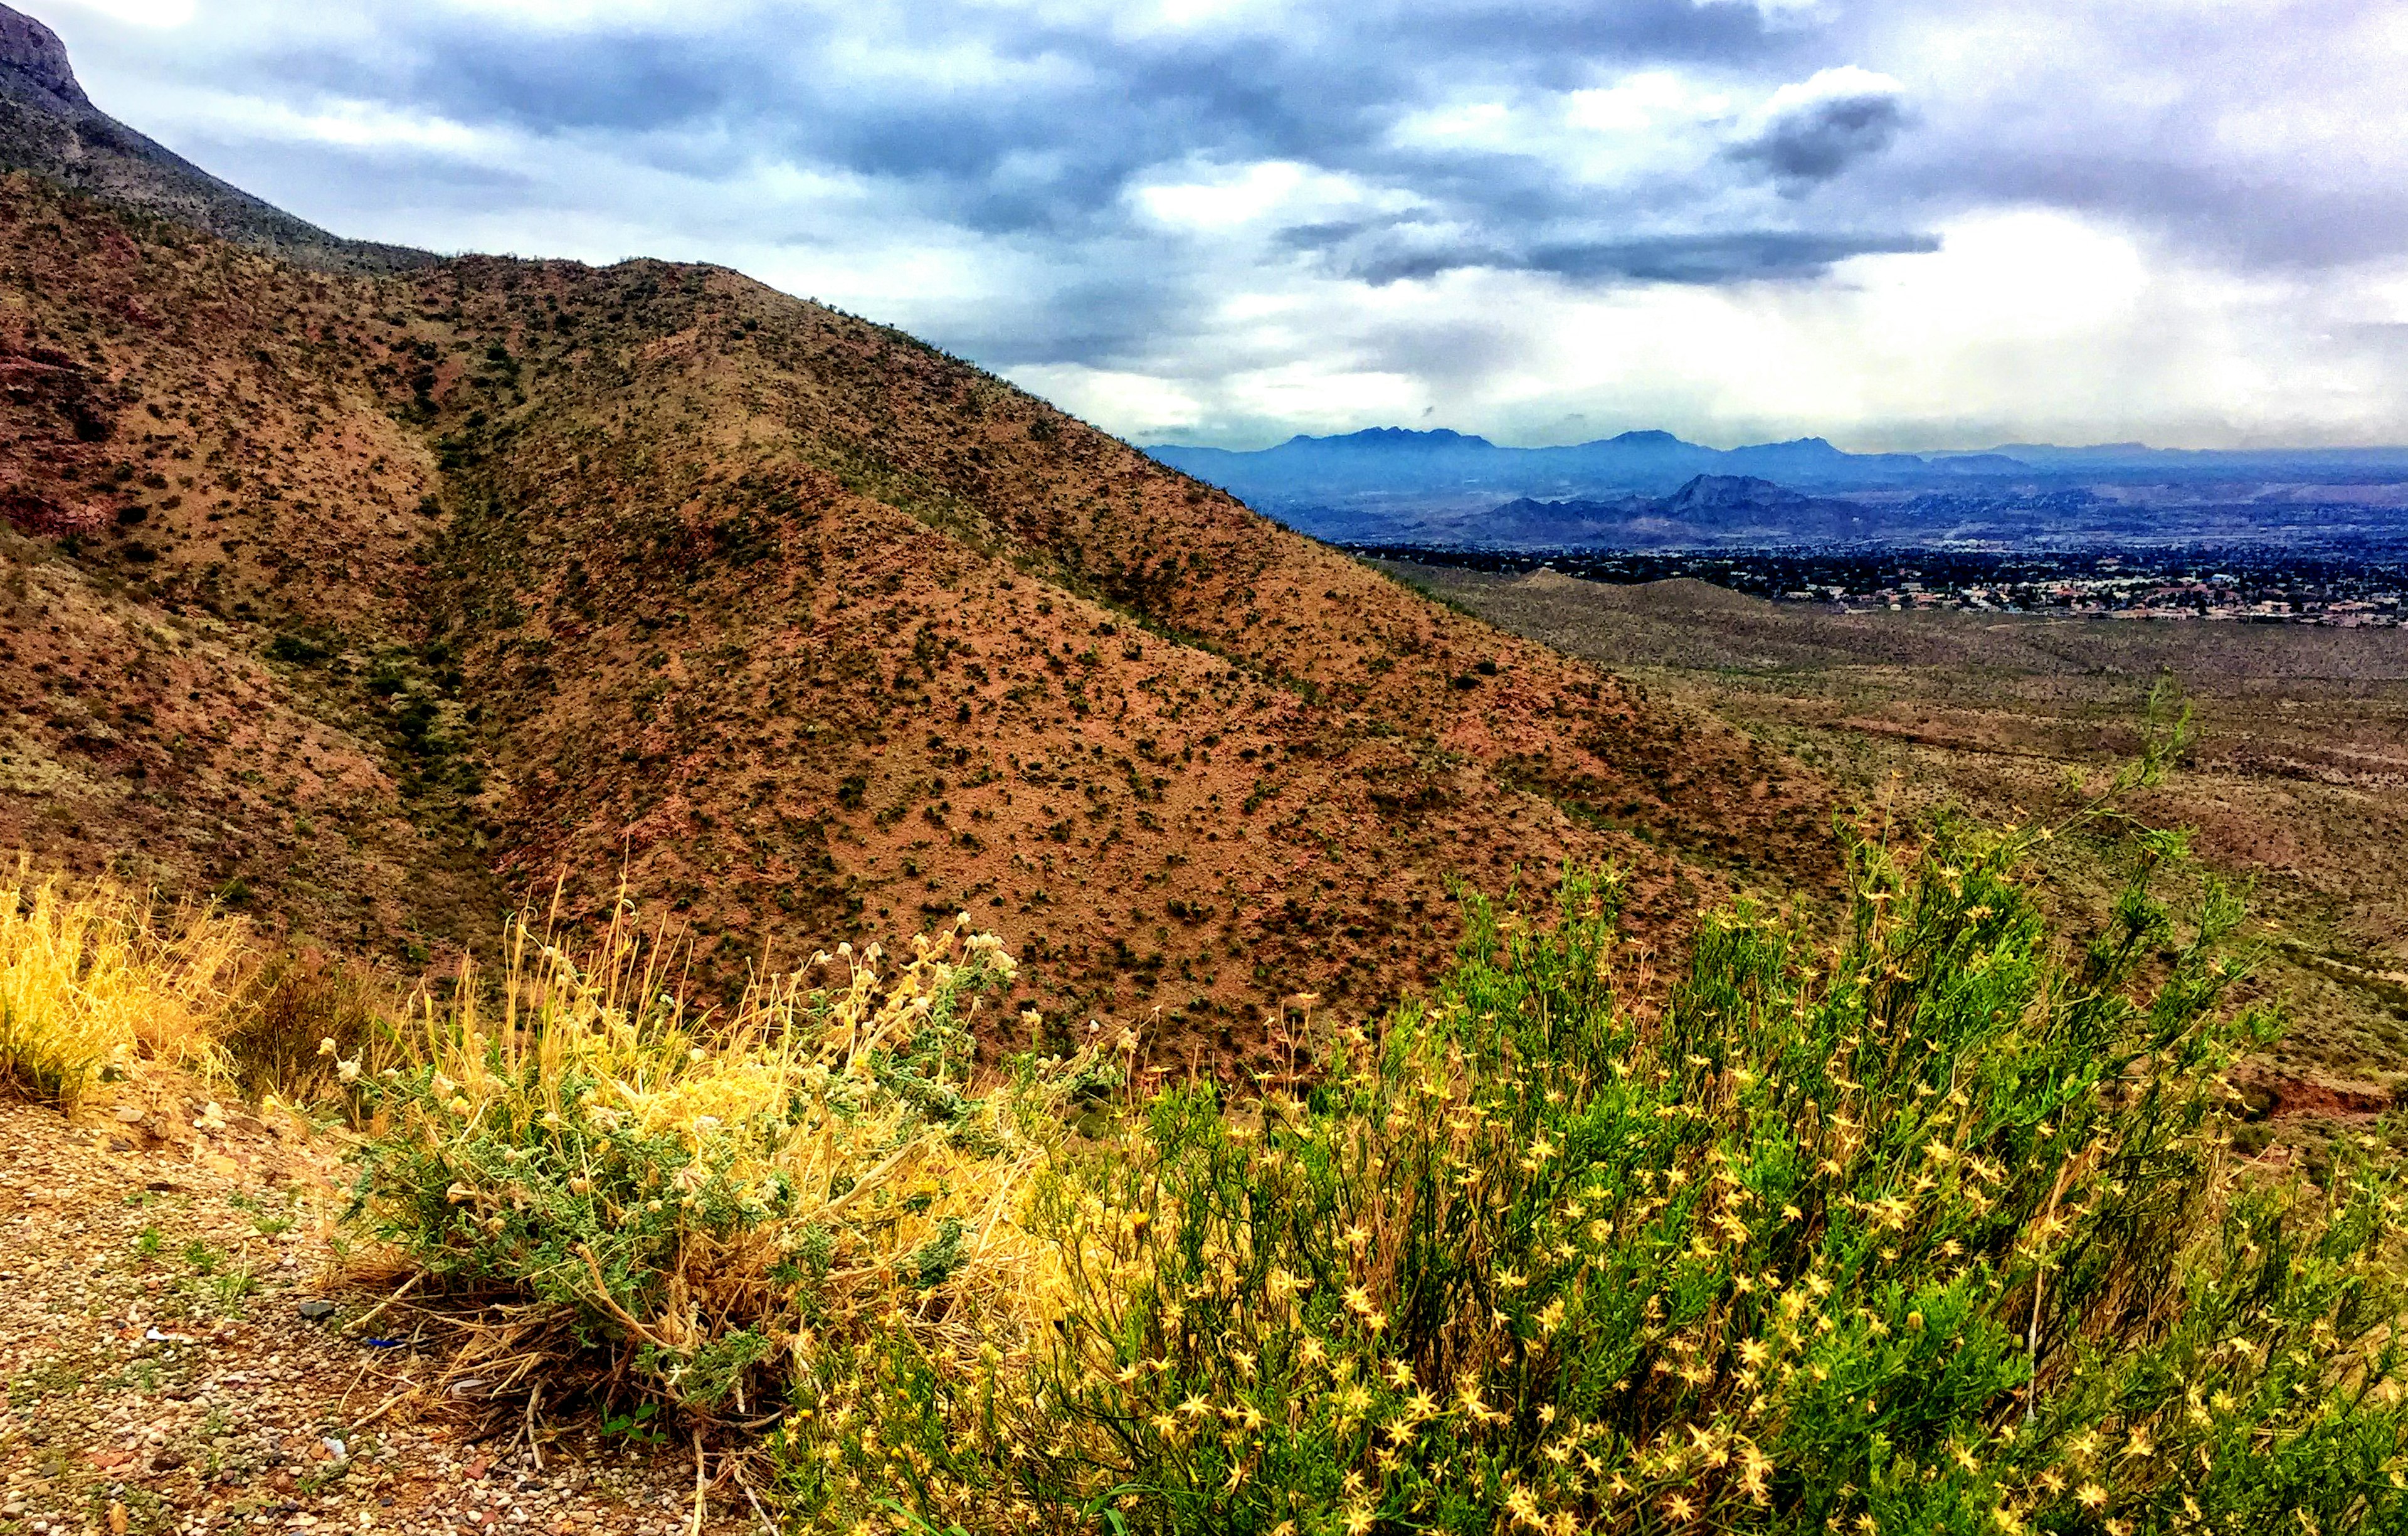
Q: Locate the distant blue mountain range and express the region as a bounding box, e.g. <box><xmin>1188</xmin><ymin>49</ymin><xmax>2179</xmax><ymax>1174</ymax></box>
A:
<box><xmin>1146</xmin><ymin>428</ymin><xmax>2408</xmax><ymax>502</ymax></box>
<box><xmin>1142</xmin><ymin>428</ymin><xmax>2408</xmax><ymax>550</ymax></box>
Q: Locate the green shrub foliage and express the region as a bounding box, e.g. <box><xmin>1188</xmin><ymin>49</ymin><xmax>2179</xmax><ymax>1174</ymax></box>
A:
<box><xmin>793</xmin><ymin>820</ymin><xmax>2408</xmax><ymax>1535</ymax></box>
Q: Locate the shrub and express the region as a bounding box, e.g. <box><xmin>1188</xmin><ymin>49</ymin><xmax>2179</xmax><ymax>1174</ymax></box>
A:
<box><xmin>788</xmin><ymin>820</ymin><xmax>2408</xmax><ymax>1534</ymax></box>
<box><xmin>342</xmin><ymin>906</ymin><xmax>1096</xmax><ymax>1423</ymax></box>
<box><xmin>219</xmin><ymin>946</ymin><xmax>396</xmax><ymax>1103</ymax></box>
<box><xmin>0</xmin><ymin>864</ymin><xmax>247</xmax><ymax>1106</ymax></box>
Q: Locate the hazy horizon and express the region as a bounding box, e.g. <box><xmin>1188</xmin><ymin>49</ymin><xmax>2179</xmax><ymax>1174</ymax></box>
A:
<box><xmin>1141</xmin><ymin>425</ymin><xmax>2408</xmax><ymax>457</ymax></box>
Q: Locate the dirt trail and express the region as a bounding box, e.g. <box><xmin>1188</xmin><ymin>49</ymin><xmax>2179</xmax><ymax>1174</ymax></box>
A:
<box><xmin>0</xmin><ymin>1097</ymin><xmax>751</xmax><ymax>1536</ymax></box>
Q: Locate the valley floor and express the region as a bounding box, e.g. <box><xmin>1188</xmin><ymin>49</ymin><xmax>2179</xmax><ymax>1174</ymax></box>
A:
<box><xmin>0</xmin><ymin>1096</ymin><xmax>748</xmax><ymax>1536</ymax></box>
<box><xmin>1384</xmin><ymin>558</ymin><xmax>2408</xmax><ymax>1126</ymax></box>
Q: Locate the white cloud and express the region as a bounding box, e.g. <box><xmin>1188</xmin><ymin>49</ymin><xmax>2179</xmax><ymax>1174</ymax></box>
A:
<box><xmin>48</xmin><ymin>0</ymin><xmax>194</xmax><ymax>25</ymax></box>
<box><xmin>1565</xmin><ymin>71</ymin><xmax>1724</xmax><ymax>135</ymax></box>
<box><xmin>1136</xmin><ymin>162</ymin><xmax>1319</xmax><ymax>229</ymax></box>
<box><xmin>1003</xmin><ymin>364</ymin><xmax>1207</xmax><ymax>437</ymax></box>
<box><xmin>34</xmin><ymin>0</ymin><xmax>2408</xmax><ymax>453</ymax></box>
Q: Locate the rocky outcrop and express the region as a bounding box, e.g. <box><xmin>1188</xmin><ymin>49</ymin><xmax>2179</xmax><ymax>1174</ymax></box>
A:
<box><xmin>0</xmin><ymin>3</ymin><xmax>85</xmax><ymax>106</ymax></box>
<box><xmin>0</xmin><ymin>3</ymin><xmax>435</xmax><ymax>273</ymax></box>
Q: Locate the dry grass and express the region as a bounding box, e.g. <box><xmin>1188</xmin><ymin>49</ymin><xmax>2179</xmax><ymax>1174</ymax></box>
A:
<box><xmin>0</xmin><ymin>861</ymin><xmax>251</xmax><ymax>1106</ymax></box>
<box><xmin>341</xmin><ymin>899</ymin><xmax>1108</xmax><ymax>1434</ymax></box>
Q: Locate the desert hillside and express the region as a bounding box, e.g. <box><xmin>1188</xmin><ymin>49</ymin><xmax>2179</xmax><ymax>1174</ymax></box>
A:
<box><xmin>4</xmin><ymin>11</ymin><xmax>2404</xmax><ymax>1536</ymax></box>
<box><xmin>0</xmin><ymin>173</ymin><xmax>1830</xmax><ymax>1062</ymax></box>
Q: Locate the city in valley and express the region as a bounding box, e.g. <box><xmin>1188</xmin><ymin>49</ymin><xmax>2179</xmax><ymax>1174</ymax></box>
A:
<box><xmin>1345</xmin><ymin>542</ymin><xmax>2408</xmax><ymax>624</ymax></box>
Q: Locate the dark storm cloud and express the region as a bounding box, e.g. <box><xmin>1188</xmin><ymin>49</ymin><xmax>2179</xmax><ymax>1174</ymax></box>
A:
<box><xmin>1730</xmin><ymin>89</ymin><xmax>1906</xmax><ymax>184</ymax></box>
<box><xmin>56</xmin><ymin>1</ymin><xmax>2403</xmax><ymax>287</ymax></box>
<box><xmin>80</xmin><ymin>0</ymin><xmax>1871</xmax><ymax>256</ymax></box>
<box><xmin>45</xmin><ymin>0</ymin><xmax>2408</xmax><ymax>450</ymax></box>
<box><xmin>46</xmin><ymin>0</ymin><xmax>1933</xmax><ymax>399</ymax></box>
<box><xmin>1286</xmin><ymin>216</ymin><xmax>1936</xmax><ymax>285</ymax></box>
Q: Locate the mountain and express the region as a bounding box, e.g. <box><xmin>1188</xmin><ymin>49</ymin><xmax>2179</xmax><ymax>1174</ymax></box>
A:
<box><xmin>0</xmin><ymin>3</ymin><xmax>431</xmax><ymax>273</ymax></box>
<box><xmin>1652</xmin><ymin>473</ymin><xmax>1868</xmax><ymax>538</ymax></box>
<box><xmin>1145</xmin><ymin>426</ymin><xmax>1972</xmax><ymax>509</ymax></box>
<box><xmin>1148</xmin><ymin>426</ymin><xmax>2408</xmax><ymax>548</ymax></box>
<box><xmin>0</xmin><ymin>15</ymin><xmax>1832</xmax><ymax>1067</ymax></box>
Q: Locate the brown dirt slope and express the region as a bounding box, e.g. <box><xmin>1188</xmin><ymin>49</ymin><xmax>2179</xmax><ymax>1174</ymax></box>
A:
<box><xmin>0</xmin><ymin>180</ymin><xmax>498</xmax><ymax>956</ymax></box>
<box><xmin>0</xmin><ymin>175</ymin><xmax>1835</xmax><ymax>1066</ymax></box>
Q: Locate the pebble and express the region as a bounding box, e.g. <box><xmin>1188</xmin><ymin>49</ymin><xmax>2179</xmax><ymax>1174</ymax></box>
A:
<box><xmin>0</xmin><ymin>1098</ymin><xmax>750</xmax><ymax>1533</ymax></box>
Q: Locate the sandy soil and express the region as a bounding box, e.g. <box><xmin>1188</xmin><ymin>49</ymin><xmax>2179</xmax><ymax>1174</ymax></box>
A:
<box><xmin>0</xmin><ymin>1092</ymin><xmax>757</xmax><ymax>1536</ymax></box>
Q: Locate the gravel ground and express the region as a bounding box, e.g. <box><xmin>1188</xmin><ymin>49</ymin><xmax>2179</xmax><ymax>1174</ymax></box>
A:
<box><xmin>0</xmin><ymin>1093</ymin><xmax>761</xmax><ymax>1536</ymax></box>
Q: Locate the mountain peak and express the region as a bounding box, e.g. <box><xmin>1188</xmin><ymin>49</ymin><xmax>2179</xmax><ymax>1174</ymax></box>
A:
<box><xmin>0</xmin><ymin>3</ymin><xmax>83</xmax><ymax>106</ymax></box>
<box><xmin>0</xmin><ymin>3</ymin><xmax>433</xmax><ymax>273</ymax></box>
<box><xmin>1291</xmin><ymin>426</ymin><xmax>1497</xmax><ymax>450</ymax></box>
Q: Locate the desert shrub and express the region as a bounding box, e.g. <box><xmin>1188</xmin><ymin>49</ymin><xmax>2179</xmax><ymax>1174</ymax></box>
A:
<box><xmin>342</xmin><ymin>907</ymin><xmax>1094</xmax><ymax>1422</ymax></box>
<box><xmin>790</xmin><ymin>823</ymin><xmax>2408</xmax><ymax>1534</ymax></box>
<box><xmin>220</xmin><ymin>946</ymin><xmax>396</xmax><ymax>1102</ymax></box>
<box><xmin>0</xmin><ymin>864</ymin><xmax>247</xmax><ymax>1105</ymax></box>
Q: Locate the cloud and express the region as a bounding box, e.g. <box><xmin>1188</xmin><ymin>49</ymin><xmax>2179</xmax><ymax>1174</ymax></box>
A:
<box><xmin>1728</xmin><ymin>66</ymin><xmax>1905</xmax><ymax>184</ymax></box>
<box><xmin>28</xmin><ymin>0</ymin><xmax>2408</xmax><ymax>450</ymax></box>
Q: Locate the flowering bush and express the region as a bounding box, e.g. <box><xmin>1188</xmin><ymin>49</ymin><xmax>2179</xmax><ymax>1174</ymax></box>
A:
<box><xmin>791</xmin><ymin>820</ymin><xmax>2408</xmax><ymax>1535</ymax></box>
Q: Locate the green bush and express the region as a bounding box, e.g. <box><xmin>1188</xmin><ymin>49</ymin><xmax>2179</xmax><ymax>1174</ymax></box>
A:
<box><xmin>786</xmin><ymin>820</ymin><xmax>2408</xmax><ymax>1534</ymax></box>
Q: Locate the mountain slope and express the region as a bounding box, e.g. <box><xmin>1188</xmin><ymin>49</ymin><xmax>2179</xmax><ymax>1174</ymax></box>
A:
<box><xmin>406</xmin><ymin>256</ymin><xmax>1835</xmax><ymax>1052</ymax></box>
<box><xmin>0</xmin><ymin>3</ymin><xmax>432</xmax><ymax>274</ymax></box>
<box><xmin>0</xmin><ymin>174</ymin><xmax>495</xmax><ymax>953</ymax></box>
<box><xmin>0</xmin><ymin>164</ymin><xmax>1834</xmax><ymax>1066</ymax></box>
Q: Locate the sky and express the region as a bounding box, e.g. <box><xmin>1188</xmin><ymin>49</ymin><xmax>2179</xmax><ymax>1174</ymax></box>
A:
<box><xmin>36</xmin><ymin>0</ymin><xmax>2408</xmax><ymax>451</ymax></box>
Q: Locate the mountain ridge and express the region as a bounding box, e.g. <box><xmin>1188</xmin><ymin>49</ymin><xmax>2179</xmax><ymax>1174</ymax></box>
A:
<box><xmin>0</xmin><ymin>1</ymin><xmax>434</xmax><ymax>274</ymax></box>
<box><xmin>1148</xmin><ymin>424</ymin><xmax>2408</xmax><ymax>502</ymax></box>
<box><xmin>0</xmin><ymin>166</ymin><xmax>1831</xmax><ymax>1066</ymax></box>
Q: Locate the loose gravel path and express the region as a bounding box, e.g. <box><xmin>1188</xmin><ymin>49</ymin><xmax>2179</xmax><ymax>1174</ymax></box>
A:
<box><xmin>0</xmin><ymin>1095</ymin><xmax>756</xmax><ymax>1536</ymax></box>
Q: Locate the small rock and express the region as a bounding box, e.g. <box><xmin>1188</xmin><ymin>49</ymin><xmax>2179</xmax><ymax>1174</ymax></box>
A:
<box><xmin>115</xmin><ymin>1106</ymin><xmax>145</xmax><ymax>1124</ymax></box>
<box><xmin>298</xmin><ymin>1299</ymin><xmax>337</xmax><ymax>1321</ymax></box>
